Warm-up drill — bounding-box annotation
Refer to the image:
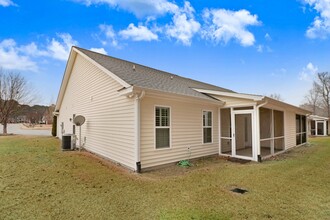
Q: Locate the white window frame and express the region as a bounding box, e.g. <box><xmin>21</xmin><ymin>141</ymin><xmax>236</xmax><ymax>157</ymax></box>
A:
<box><xmin>154</xmin><ymin>105</ymin><xmax>171</xmax><ymax>150</ymax></box>
<box><xmin>202</xmin><ymin>110</ymin><xmax>213</xmax><ymax>144</ymax></box>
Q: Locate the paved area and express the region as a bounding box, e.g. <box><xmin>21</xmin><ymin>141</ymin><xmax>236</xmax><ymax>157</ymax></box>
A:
<box><xmin>0</xmin><ymin>124</ymin><xmax>51</xmax><ymax>136</ymax></box>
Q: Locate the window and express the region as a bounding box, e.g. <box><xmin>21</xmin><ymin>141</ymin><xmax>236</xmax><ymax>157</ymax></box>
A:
<box><xmin>203</xmin><ymin>111</ymin><xmax>212</xmax><ymax>143</ymax></box>
<box><xmin>296</xmin><ymin>114</ymin><xmax>307</xmax><ymax>145</ymax></box>
<box><xmin>155</xmin><ymin>107</ymin><xmax>170</xmax><ymax>149</ymax></box>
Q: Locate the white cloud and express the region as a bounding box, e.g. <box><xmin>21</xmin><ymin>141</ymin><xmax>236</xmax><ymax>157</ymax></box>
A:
<box><xmin>202</xmin><ymin>8</ymin><xmax>261</xmax><ymax>47</ymax></box>
<box><xmin>47</xmin><ymin>33</ymin><xmax>78</xmax><ymax>61</ymax></box>
<box><xmin>90</xmin><ymin>47</ymin><xmax>108</xmax><ymax>55</ymax></box>
<box><xmin>256</xmin><ymin>44</ymin><xmax>272</xmax><ymax>53</ymax></box>
<box><xmin>265</xmin><ymin>33</ymin><xmax>272</xmax><ymax>41</ymax></box>
<box><xmin>0</xmin><ymin>0</ymin><xmax>16</xmax><ymax>7</ymax></box>
<box><xmin>0</xmin><ymin>33</ymin><xmax>78</xmax><ymax>72</ymax></box>
<box><xmin>304</xmin><ymin>0</ymin><xmax>330</xmax><ymax>39</ymax></box>
<box><xmin>75</xmin><ymin>0</ymin><xmax>178</xmax><ymax>18</ymax></box>
<box><xmin>165</xmin><ymin>1</ymin><xmax>200</xmax><ymax>46</ymax></box>
<box><xmin>257</xmin><ymin>44</ymin><xmax>263</xmax><ymax>53</ymax></box>
<box><xmin>119</xmin><ymin>23</ymin><xmax>158</xmax><ymax>41</ymax></box>
<box><xmin>19</xmin><ymin>42</ymin><xmax>49</xmax><ymax>57</ymax></box>
<box><xmin>299</xmin><ymin>62</ymin><xmax>318</xmax><ymax>81</ymax></box>
<box><xmin>0</xmin><ymin>39</ymin><xmax>38</xmax><ymax>72</ymax></box>
<box><xmin>99</xmin><ymin>24</ymin><xmax>119</xmax><ymax>47</ymax></box>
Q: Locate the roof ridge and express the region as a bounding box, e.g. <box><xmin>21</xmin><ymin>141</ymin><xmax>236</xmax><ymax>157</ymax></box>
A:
<box><xmin>74</xmin><ymin>46</ymin><xmax>177</xmax><ymax>76</ymax></box>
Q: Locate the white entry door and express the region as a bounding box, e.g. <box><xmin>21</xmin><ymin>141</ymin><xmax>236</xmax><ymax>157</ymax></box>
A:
<box><xmin>232</xmin><ymin>111</ymin><xmax>255</xmax><ymax>160</ymax></box>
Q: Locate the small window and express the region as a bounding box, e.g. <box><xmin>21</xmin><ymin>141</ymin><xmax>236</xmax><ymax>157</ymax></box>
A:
<box><xmin>203</xmin><ymin>111</ymin><xmax>212</xmax><ymax>143</ymax></box>
<box><xmin>155</xmin><ymin>107</ymin><xmax>170</xmax><ymax>149</ymax></box>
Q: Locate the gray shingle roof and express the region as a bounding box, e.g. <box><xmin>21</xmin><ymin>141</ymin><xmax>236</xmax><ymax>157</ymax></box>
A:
<box><xmin>75</xmin><ymin>47</ymin><xmax>235</xmax><ymax>101</ymax></box>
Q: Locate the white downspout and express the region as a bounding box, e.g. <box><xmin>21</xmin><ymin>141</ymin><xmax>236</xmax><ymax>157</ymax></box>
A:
<box><xmin>256</xmin><ymin>100</ymin><xmax>268</xmax><ymax>162</ymax></box>
<box><xmin>134</xmin><ymin>90</ymin><xmax>145</xmax><ymax>172</ymax></box>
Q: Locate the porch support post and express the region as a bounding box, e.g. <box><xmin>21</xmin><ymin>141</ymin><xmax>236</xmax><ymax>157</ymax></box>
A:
<box><xmin>256</xmin><ymin>101</ymin><xmax>268</xmax><ymax>161</ymax></box>
<box><xmin>254</xmin><ymin>105</ymin><xmax>260</xmax><ymax>161</ymax></box>
<box><xmin>230</xmin><ymin>107</ymin><xmax>234</xmax><ymax>157</ymax></box>
<box><xmin>271</xmin><ymin>110</ymin><xmax>275</xmax><ymax>155</ymax></box>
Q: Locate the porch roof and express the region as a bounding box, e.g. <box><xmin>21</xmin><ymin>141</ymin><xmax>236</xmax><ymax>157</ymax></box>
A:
<box><xmin>308</xmin><ymin>115</ymin><xmax>329</xmax><ymax>121</ymax></box>
<box><xmin>193</xmin><ymin>88</ymin><xmax>311</xmax><ymax>115</ymax></box>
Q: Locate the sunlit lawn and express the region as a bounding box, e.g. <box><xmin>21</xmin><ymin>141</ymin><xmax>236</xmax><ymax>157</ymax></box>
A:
<box><xmin>0</xmin><ymin>135</ymin><xmax>329</xmax><ymax>219</ymax></box>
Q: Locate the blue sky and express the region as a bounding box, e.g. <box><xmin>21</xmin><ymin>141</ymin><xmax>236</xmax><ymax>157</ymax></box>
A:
<box><xmin>1</xmin><ymin>0</ymin><xmax>330</xmax><ymax>106</ymax></box>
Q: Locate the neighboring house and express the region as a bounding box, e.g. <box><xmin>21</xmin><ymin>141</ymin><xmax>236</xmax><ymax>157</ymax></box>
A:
<box><xmin>54</xmin><ymin>47</ymin><xmax>310</xmax><ymax>171</ymax></box>
<box><xmin>308</xmin><ymin>115</ymin><xmax>328</xmax><ymax>136</ymax></box>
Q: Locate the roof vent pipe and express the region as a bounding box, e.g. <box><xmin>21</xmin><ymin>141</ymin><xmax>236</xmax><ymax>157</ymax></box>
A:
<box><xmin>133</xmin><ymin>64</ymin><xmax>136</xmax><ymax>71</ymax></box>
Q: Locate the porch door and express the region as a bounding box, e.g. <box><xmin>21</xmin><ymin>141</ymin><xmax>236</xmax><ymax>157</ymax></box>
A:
<box><xmin>317</xmin><ymin>121</ymin><xmax>324</xmax><ymax>136</ymax></box>
<box><xmin>233</xmin><ymin>111</ymin><xmax>254</xmax><ymax>159</ymax></box>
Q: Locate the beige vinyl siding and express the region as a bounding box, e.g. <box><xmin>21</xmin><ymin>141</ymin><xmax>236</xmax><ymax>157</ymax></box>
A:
<box><xmin>140</xmin><ymin>95</ymin><xmax>219</xmax><ymax>169</ymax></box>
<box><xmin>57</xmin><ymin>54</ymin><xmax>135</xmax><ymax>169</ymax></box>
<box><xmin>285</xmin><ymin>110</ymin><xmax>296</xmax><ymax>149</ymax></box>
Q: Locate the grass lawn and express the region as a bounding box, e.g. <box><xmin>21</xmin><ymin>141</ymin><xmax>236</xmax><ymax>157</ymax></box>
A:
<box><xmin>0</xmin><ymin>136</ymin><xmax>329</xmax><ymax>220</ymax></box>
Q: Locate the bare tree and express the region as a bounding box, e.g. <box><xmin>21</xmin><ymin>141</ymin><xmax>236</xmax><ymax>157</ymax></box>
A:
<box><xmin>44</xmin><ymin>104</ymin><xmax>55</xmax><ymax>124</ymax></box>
<box><xmin>269</xmin><ymin>93</ymin><xmax>283</xmax><ymax>101</ymax></box>
<box><xmin>0</xmin><ymin>69</ymin><xmax>32</xmax><ymax>134</ymax></box>
<box><xmin>315</xmin><ymin>72</ymin><xmax>330</xmax><ymax>117</ymax></box>
<box><xmin>304</xmin><ymin>82</ymin><xmax>320</xmax><ymax>115</ymax></box>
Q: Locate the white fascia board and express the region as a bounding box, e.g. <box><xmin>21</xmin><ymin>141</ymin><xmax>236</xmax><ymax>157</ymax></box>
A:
<box><xmin>308</xmin><ymin>115</ymin><xmax>329</xmax><ymax>120</ymax></box>
<box><xmin>264</xmin><ymin>97</ymin><xmax>311</xmax><ymax>115</ymax></box>
<box><xmin>73</xmin><ymin>47</ymin><xmax>131</xmax><ymax>88</ymax></box>
<box><xmin>193</xmin><ymin>88</ymin><xmax>264</xmax><ymax>101</ymax></box>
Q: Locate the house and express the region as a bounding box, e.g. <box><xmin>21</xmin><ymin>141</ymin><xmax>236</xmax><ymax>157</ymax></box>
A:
<box><xmin>54</xmin><ymin>47</ymin><xmax>310</xmax><ymax>171</ymax></box>
<box><xmin>308</xmin><ymin>115</ymin><xmax>328</xmax><ymax>136</ymax></box>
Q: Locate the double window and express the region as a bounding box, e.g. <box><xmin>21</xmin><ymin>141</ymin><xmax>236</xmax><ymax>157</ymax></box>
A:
<box><xmin>203</xmin><ymin>111</ymin><xmax>212</xmax><ymax>143</ymax></box>
<box><xmin>155</xmin><ymin>107</ymin><xmax>170</xmax><ymax>149</ymax></box>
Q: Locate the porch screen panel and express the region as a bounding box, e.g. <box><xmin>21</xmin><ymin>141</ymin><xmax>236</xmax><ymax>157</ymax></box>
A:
<box><xmin>221</xmin><ymin>139</ymin><xmax>232</xmax><ymax>154</ymax></box>
<box><xmin>296</xmin><ymin>114</ymin><xmax>307</xmax><ymax>145</ymax></box>
<box><xmin>311</xmin><ymin>121</ymin><xmax>316</xmax><ymax>135</ymax></box>
<box><xmin>274</xmin><ymin>110</ymin><xmax>284</xmax><ymax>137</ymax></box>
<box><xmin>274</xmin><ymin>110</ymin><xmax>284</xmax><ymax>151</ymax></box>
<box><xmin>274</xmin><ymin>138</ymin><xmax>284</xmax><ymax>151</ymax></box>
<box><xmin>260</xmin><ymin>108</ymin><xmax>272</xmax><ymax>139</ymax></box>
<box><xmin>220</xmin><ymin>108</ymin><xmax>232</xmax><ymax>155</ymax></box>
<box><xmin>221</xmin><ymin>108</ymin><xmax>231</xmax><ymax>137</ymax></box>
<box><xmin>259</xmin><ymin>108</ymin><xmax>285</xmax><ymax>157</ymax></box>
<box><xmin>260</xmin><ymin>140</ymin><xmax>271</xmax><ymax>156</ymax></box>
<box><xmin>302</xmin><ymin>115</ymin><xmax>307</xmax><ymax>143</ymax></box>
